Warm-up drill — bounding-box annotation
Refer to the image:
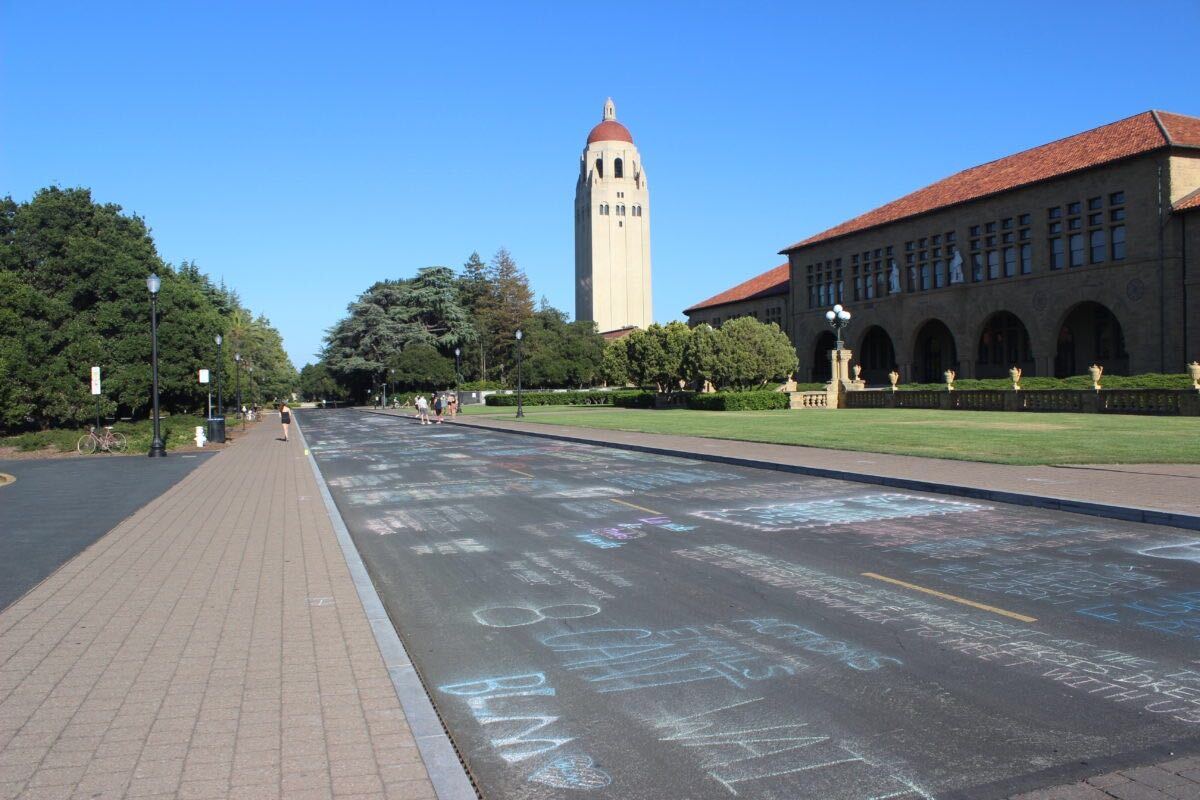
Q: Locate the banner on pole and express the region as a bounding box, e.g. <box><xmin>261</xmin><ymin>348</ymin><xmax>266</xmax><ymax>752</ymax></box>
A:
<box><xmin>199</xmin><ymin>369</ymin><xmax>210</xmax><ymax>384</ymax></box>
<box><xmin>90</xmin><ymin>366</ymin><xmax>101</xmax><ymax>395</ymax></box>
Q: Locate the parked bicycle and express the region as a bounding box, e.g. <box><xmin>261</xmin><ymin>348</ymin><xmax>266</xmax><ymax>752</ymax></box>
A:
<box><xmin>77</xmin><ymin>425</ymin><xmax>128</xmax><ymax>455</ymax></box>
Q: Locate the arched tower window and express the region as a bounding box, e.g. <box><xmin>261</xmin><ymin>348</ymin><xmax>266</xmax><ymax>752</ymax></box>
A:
<box><xmin>614</xmin><ymin>158</ymin><xmax>623</xmax><ymax>179</ymax></box>
<box><xmin>595</xmin><ymin>158</ymin><xmax>603</xmax><ymax>178</ymax></box>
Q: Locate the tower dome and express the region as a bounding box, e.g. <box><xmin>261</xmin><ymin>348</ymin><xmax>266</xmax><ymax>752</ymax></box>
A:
<box><xmin>586</xmin><ymin>97</ymin><xmax>634</xmax><ymax>144</ymax></box>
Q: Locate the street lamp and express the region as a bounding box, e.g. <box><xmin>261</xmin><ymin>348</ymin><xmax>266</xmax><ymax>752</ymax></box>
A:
<box><xmin>247</xmin><ymin>365</ymin><xmax>254</xmax><ymax>412</ymax></box>
<box><xmin>147</xmin><ymin>274</ymin><xmax>166</xmax><ymax>457</ymax></box>
<box><xmin>214</xmin><ymin>334</ymin><xmax>223</xmax><ymax>419</ymax></box>
<box><xmin>454</xmin><ymin>347</ymin><xmax>462</xmax><ymax>386</ymax></box>
<box><xmin>388</xmin><ymin>367</ymin><xmax>395</xmax><ymax>408</ymax></box>
<box><xmin>515</xmin><ymin>329</ymin><xmax>525</xmax><ymax>418</ymax></box>
<box><xmin>234</xmin><ymin>353</ymin><xmax>243</xmax><ymax>429</ymax></box>
<box><xmin>824</xmin><ymin>304</ymin><xmax>852</xmax><ymax>351</ymax></box>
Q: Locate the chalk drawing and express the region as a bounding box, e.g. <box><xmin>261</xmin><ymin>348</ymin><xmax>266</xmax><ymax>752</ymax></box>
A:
<box><xmin>411</xmin><ymin>539</ymin><xmax>488</xmax><ymax>555</ymax></box>
<box><xmin>364</xmin><ymin>505</ymin><xmax>493</xmax><ymax>536</ymax></box>
<box><xmin>546</xmin><ymin>548</ymin><xmax>633</xmax><ymax>589</ymax></box>
<box><xmin>913</xmin><ymin>556</ymin><xmax>1165</xmax><ymax>604</ymax></box>
<box><xmin>523</xmin><ymin>553</ymin><xmax>616</xmax><ymax>600</ymax></box>
<box><xmin>675</xmin><ymin>544</ymin><xmax>1200</xmax><ymax>724</ymax></box>
<box><xmin>527</xmin><ymin>755</ymin><xmax>612</xmax><ymax>790</ymax></box>
<box><xmin>691</xmin><ymin>494</ymin><xmax>987</xmax><ymax>532</ymax></box>
<box><xmin>1078</xmin><ymin>591</ymin><xmax>1200</xmax><ymax>639</ymax></box>
<box><xmin>438</xmin><ymin>672</ymin><xmax>573</xmax><ymax>764</ymax></box>
<box><xmin>652</xmin><ymin>697</ymin><xmax>932</xmax><ymax>798</ymax></box>
<box><xmin>474</xmin><ymin>603</ymin><xmax>603</xmax><ymax>628</ymax></box>
<box><xmin>735</xmin><ymin>618</ymin><xmax>902</xmax><ymax>671</ymax></box>
<box><xmin>540</xmin><ymin>626</ymin><xmax>795</xmax><ymax>693</ymax></box>
<box><xmin>1139</xmin><ymin>543</ymin><xmax>1200</xmax><ymax>563</ymax></box>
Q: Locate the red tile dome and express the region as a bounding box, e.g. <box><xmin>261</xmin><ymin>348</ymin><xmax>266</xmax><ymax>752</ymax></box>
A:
<box><xmin>587</xmin><ymin>120</ymin><xmax>633</xmax><ymax>145</ymax></box>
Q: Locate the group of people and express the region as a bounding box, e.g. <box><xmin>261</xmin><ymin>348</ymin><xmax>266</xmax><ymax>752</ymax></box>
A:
<box><xmin>413</xmin><ymin>392</ymin><xmax>457</xmax><ymax>425</ymax></box>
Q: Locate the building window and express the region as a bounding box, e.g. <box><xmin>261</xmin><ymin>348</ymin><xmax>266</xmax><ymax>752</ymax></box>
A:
<box><xmin>1020</xmin><ymin>243</ymin><xmax>1032</xmax><ymax>274</ymax></box>
<box><xmin>1069</xmin><ymin>234</ymin><xmax>1084</xmax><ymax>267</ymax></box>
<box><xmin>614</xmin><ymin>158</ymin><xmax>623</xmax><ymax>179</ymax></box>
<box><xmin>1003</xmin><ymin>247</ymin><xmax>1016</xmax><ymax>277</ymax></box>
<box><xmin>599</xmin><ymin>204</ymin><xmax>609</xmax><ymax>215</ymax></box>
<box><xmin>1068</xmin><ymin>201</ymin><xmax>1081</xmax><ymax>215</ymax></box>
<box><xmin>1088</xmin><ymin>197</ymin><xmax>1102</xmax><ymax>211</ymax></box>
<box><xmin>933</xmin><ymin>260</ymin><xmax>945</xmax><ymax>288</ymax></box>
<box><xmin>1018</xmin><ymin>228</ymin><xmax>1030</xmax><ymax>241</ymax></box>
<box><xmin>1048</xmin><ymin>207</ymin><xmax>1061</xmax><ymax>219</ymax></box>
<box><xmin>1090</xmin><ymin>229</ymin><xmax>1106</xmax><ymax>263</ymax></box>
<box><xmin>1049</xmin><ymin>237</ymin><xmax>1063</xmax><ymax>269</ymax></box>
<box><xmin>595</xmin><ymin>158</ymin><xmax>603</xmax><ymax>178</ymax></box>
<box><xmin>1049</xmin><ymin>222</ymin><xmax>1062</xmax><ymax>235</ymax></box>
<box><xmin>765</xmin><ymin>306</ymin><xmax>782</xmax><ymax>326</ymax></box>
<box><xmin>1111</xmin><ymin>225</ymin><xmax>1126</xmax><ymax>260</ymax></box>
<box><xmin>1088</xmin><ymin>212</ymin><xmax>1102</xmax><ymax>226</ymax></box>
<box><xmin>1110</xmin><ymin>208</ymin><xmax>1125</xmax><ymax>222</ymax></box>
<box><xmin>971</xmin><ymin>253</ymin><xmax>984</xmax><ymax>282</ymax></box>
<box><xmin>969</xmin><ymin>225</ymin><xmax>980</xmax><ymax>236</ymax></box>
<box><xmin>1068</xmin><ymin>218</ymin><xmax>1082</xmax><ymax>230</ymax></box>
<box><xmin>1019</xmin><ymin>213</ymin><xmax>1031</xmax><ymax>226</ymax></box>
<box><xmin>987</xmin><ymin>250</ymin><xmax>999</xmax><ymax>279</ymax></box>
<box><xmin>920</xmin><ymin>262</ymin><xmax>931</xmax><ymax>290</ymax></box>
<box><xmin>1110</xmin><ymin>191</ymin><xmax>1125</xmax><ymax>205</ymax></box>
<box><xmin>1001</xmin><ymin>218</ymin><xmax>1013</xmax><ymax>230</ymax></box>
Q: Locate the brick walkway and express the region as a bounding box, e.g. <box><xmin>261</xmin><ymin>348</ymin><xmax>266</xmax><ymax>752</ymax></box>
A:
<box><xmin>0</xmin><ymin>420</ymin><xmax>442</xmax><ymax>800</ymax></box>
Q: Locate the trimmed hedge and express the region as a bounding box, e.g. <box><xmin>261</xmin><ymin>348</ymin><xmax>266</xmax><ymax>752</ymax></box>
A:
<box><xmin>899</xmin><ymin>373</ymin><xmax>1193</xmax><ymax>392</ymax></box>
<box><xmin>611</xmin><ymin>390</ymin><xmax>656</xmax><ymax>408</ymax></box>
<box><xmin>486</xmin><ymin>390</ymin><xmax>624</xmax><ymax>407</ymax></box>
<box><xmin>687</xmin><ymin>390</ymin><xmax>789</xmax><ymax>411</ymax></box>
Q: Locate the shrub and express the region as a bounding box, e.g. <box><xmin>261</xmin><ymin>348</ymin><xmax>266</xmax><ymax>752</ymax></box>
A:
<box><xmin>485</xmin><ymin>390</ymin><xmax>620</xmax><ymax>407</ymax></box>
<box><xmin>611</xmin><ymin>390</ymin><xmax>656</xmax><ymax>408</ymax></box>
<box><xmin>687</xmin><ymin>390</ymin><xmax>789</xmax><ymax>411</ymax></box>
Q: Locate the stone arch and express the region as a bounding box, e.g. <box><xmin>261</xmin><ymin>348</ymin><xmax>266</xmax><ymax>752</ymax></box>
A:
<box><xmin>1054</xmin><ymin>301</ymin><xmax>1129</xmax><ymax>377</ymax></box>
<box><xmin>912</xmin><ymin>319</ymin><xmax>958</xmax><ymax>383</ymax></box>
<box><xmin>856</xmin><ymin>325</ymin><xmax>897</xmax><ymax>385</ymax></box>
<box><xmin>975</xmin><ymin>311</ymin><xmax>1035</xmax><ymax>378</ymax></box>
<box><xmin>811</xmin><ymin>331</ymin><xmax>837</xmax><ymax>383</ymax></box>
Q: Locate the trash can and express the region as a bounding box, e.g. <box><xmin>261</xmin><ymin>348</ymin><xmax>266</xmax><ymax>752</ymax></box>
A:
<box><xmin>206</xmin><ymin>416</ymin><xmax>226</xmax><ymax>444</ymax></box>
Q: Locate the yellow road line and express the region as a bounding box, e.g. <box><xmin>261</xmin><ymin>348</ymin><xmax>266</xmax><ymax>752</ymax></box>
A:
<box><xmin>508</xmin><ymin>468</ymin><xmax>535</xmax><ymax>479</ymax></box>
<box><xmin>861</xmin><ymin>572</ymin><xmax>1037</xmax><ymax>623</ymax></box>
<box><xmin>611</xmin><ymin>498</ymin><xmax>662</xmax><ymax>515</ymax></box>
<box><xmin>0</xmin><ymin>473</ymin><xmax>13</xmax><ymax>487</ymax></box>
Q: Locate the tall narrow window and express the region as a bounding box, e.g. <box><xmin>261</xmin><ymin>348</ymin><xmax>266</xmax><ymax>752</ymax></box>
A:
<box><xmin>1090</xmin><ymin>230</ymin><xmax>1106</xmax><ymax>263</ymax></box>
<box><xmin>1111</xmin><ymin>226</ymin><xmax>1126</xmax><ymax>260</ymax></box>
<box><xmin>1003</xmin><ymin>247</ymin><xmax>1016</xmax><ymax>277</ymax></box>
<box><xmin>595</xmin><ymin>158</ymin><xmax>603</xmax><ymax>178</ymax></box>
<box><xmin>933</xmin><ymin>260</ymin><xmax>945</xmax><ymax>288</ymax></box>
<box><xmin>614</xmin><ymin>158</ymin><xmax>623</xmax><ymax>179</ymax></box>
<box><xmin>1020</xmin><ymin>243</ymin><xmax>1032</xmax><ymax>274</ymax></box>
<box><xmin>971</xmin><ymin>253</ymin><xmax>984</xmax><ymax>282</ymax></box>
<box><xmin>987</xmin><ymin>250</ymin><xmax>999</xmax><ymax>279</ymax></box>
<box><xmin>1049</xmin><ymin>237</ymin><xmax>1063</xmax><ymax>269</ymax></box>
<box><xmin>1069</xmin><ymin>234</ymin><xmax>1084</xmax><ymax>267</ymax></box>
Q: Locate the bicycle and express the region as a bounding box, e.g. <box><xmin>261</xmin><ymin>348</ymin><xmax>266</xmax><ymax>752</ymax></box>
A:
<box><xmin>77</xmin><ymin>425</ymin><xmax>128</xmax><ymax>455</ymax></box>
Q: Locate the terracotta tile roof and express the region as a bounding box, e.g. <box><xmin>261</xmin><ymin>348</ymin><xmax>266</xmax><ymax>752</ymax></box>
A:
<box><xmin>782</xmin><ymin>110</ymin><xmax>1200</xmax><ymax>253</ymax></box>
<box><xmin>600</xmin><ymin>325</ymin><xmax>638</xmax><ymax>341</ymax></box>
<box><xmin>684</xmin><ymin>263</ymin><xmax>790</xmax><ymax>314</ymax></box>
<box><xmin>1175</xmin><ymin>187</ymin><xmax>1200</xmax><ymax>212</ymax></box>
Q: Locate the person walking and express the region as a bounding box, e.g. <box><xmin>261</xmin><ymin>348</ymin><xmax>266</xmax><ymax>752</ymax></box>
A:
<box><xmin>433</xmin><ymin>393</ymin><xmax>444</xmax><ymax>424</ymax></box>
<box><xmin>415</xmin><ymin>394</ymin><xmax>429</xmax><ymax>425</ymax></box>
<box><xmin>279</xmin><ymin>403</ymin><xmax>292</xmax><ymax>442</ymax></box>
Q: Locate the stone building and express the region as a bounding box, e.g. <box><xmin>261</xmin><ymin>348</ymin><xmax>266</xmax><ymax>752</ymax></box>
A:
<box><xmin>683</xmin><ymin>263</ymin><xmax>790</xmax><ymax>335</ymax></box>
<box><xmin>575</xmin><ymin>98</ymin><xmax>653</xmax><ymax>334</ymax></box>
<box><xmin>686</xmin><ymin>110</ymin><xmax>1200</xmax><ymax>385</ymax></box>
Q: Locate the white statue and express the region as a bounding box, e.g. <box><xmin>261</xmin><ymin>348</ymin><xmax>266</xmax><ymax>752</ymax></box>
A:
<box><xmin>948</xmin><ymin>248</ymin><xmax>964</xmax><ymax>283</ymax></box>
<box><xmin>888</xmin><ymin>260</ymin><xmax>901</xmax><ymax>294</ymax></box>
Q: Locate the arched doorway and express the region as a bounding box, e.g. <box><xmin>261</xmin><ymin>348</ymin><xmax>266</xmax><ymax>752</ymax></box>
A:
<box><xmin>811</xmin><ymin>332</ymin><xmax>836</xmax><ymax>382</ymax></box>
<box><xmin>976</xmin><ymin>311</ymin><xmax>1035</xmax><ymax>378</ymax></box>
<box><xmin>1055</xmin><ymin>302</ymin><xmax>1128</xmax><ymax>377</ymax></box>
<box><xmin>913</xmin><ymin>320</ymin><xmax>957</xmax><ymax>383</ymax></box>
<box><xmin>858</xmin><ymin>326</ymin><xmax>896</xmax><ymax>385</ymax></box>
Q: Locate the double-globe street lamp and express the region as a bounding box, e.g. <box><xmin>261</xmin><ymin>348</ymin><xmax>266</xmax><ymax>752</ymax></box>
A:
<box><xmin>454</xmin><ymin>347</ymin><xmax>462</xmax><ymax>385</ymax></box>
<box><xmin>147</xmin><ymin>274</ymin><xmax>166</xmax><ymax>458</ymax></box>
<box><xmin>214</xmin><ymin>334</ymin><xmax>224</xmax><ymax>419</ymax></box>
<box><xmin>235</xmin><ymin>353</ymin><xmax>243</xmax><ymax>429</ymax></box>
<box><xmin>825</xmin><ymin>303</ymin><xmax>852</xmax><ymax>350</ymax></box>
<box><xmin>515</xmin><ymin>329</ymin><xmax>525</xmax><ymax>418</ymax></box>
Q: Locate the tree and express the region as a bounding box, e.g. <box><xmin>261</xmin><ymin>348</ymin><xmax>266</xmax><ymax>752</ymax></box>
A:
<box><xmin>457</xmin><ymin>251</ymin><xmax>492</xmax><ymax>380</ymax></box>
<box><xmin>625</xmin><ymin>322</ymin><xmax>690</xmax><ymax>393</ymax></box>
<box><xmin>390</xmin><ymin>344</ymin><xmax>455</xmax><ymax>389</ymax></box>
<box><xmin>521</xmin><ymin>309</ymin><xmax>605</xmax><ymax>388</ymax></box>
<box><xmin>298</xmin><ymin>363</ymin><xmax>345</xmax><ymax>401</ymax></box>
<box><xmin>681</xmin><ymin>323</ymin><xmax>720</xmax><ymax>390</ymax></box>
<box><xmin>484</xmin><ymin>248</ymin><xmax>535</xmax><ymax>384</ymax></box>
<box><xmin>712</xmin><ymin>317</ymin><xmax>799</xmax><ymax>390</ymax></box>
<box><xmin>599</xmin><ymin>338</ymin><xmax>630</xmax><ymax>387</ymax></box>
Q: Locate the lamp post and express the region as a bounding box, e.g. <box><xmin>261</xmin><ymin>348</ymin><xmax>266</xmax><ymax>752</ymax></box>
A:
<box><xmin>454</xmin><ymin>347</ymin><xmax>462</xmax><ymax>386</ymax></box>
<box><xmin>515</xmin><ymin>329</ymin><xmax>524</xmax><ymax>418</ymax></box>
<box><xmin>824</xmin><ymin>303</ymin><xmax>852</xmax><ymax>351</ymax></box>
<box><xmin>247</xmin><ymin>365</ymin><xmax>254</xmax><ymax>412</ymax></box>
<box><xmin>381</xmin><ymin>371</ymin><xmax>387</xmax><ymax>409</ymax></box>
<box><xmin>388</xmin><ymin>367</ymin><xmax>395</xmax><ymax>408</ymax></box>
<box><xmin>235</xmin><ymin>353</ymin><xmax>243</xmax><ymax>429</ymax></box>
<box><xmin>214</xmin><ymin>334</ymin><xmax>223</xmax><ymax>419</ymax></box>
<box><xmin>147</xmin><ymin>274</ymin><xmax>166</xmax><ymax>457</ymax></box>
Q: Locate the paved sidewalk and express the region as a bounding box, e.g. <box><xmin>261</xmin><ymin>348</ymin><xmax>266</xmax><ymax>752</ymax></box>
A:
<box><xmin>0</xmin><ymin>420</ymin><xmax>445</xmax><ymax>800</ymax></box>
<box><xmin>435</xmin><ymin>412</ymin><xmax>1200</xmax><ymax>527</ymax></box>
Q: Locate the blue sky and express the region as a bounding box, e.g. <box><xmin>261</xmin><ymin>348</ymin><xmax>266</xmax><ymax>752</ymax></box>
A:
<box><xmin>3</xmin><ymin>1</ymin><xmax>1197</xmax><ymax>368</ymax></box>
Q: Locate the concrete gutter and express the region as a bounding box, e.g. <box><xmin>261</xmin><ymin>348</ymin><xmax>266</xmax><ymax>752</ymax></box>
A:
<box><xmin>295</xmin><ymin>419</ymin><xmax>480</xmax><ymax>800</ymax></box>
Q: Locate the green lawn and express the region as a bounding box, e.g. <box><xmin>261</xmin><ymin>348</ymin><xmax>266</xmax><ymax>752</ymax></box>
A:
<box><xmin>458</xmin><ymin>404</ymin><xmax>1200</xmax><ymax>465</ymax></box>
<box><xmin>1</xmin><ymin>415</ymin><xmax>223</xmax><ymax>455</ymax></box>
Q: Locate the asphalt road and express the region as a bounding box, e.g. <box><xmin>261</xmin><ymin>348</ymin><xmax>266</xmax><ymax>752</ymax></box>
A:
<box><xmin>299</xmin><ymin>409</ymin><xmax>1200</xmax><ymax>800</ymax></box>
<box><xmin>0</xmin><ymin>452</ymin><xmax>213</xmax><ymax>611</ymax></box>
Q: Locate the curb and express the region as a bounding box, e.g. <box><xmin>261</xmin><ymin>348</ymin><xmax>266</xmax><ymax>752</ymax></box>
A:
<box><xmin>394</xmin><ymin>411</ymin><xmax>1200</xmax><ymax>532</ymax></box>
<box><xmin>295</xmin><ymin>419</ymin><xmax>479</xmax><ymax>800</ymax></box>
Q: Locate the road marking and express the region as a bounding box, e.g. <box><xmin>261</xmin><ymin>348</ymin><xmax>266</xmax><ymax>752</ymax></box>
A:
<box><xmin>0</xmin><ymin>473</ymin><xmax>13</xmax><ymax>487</ymax></box>
<box><xmin>861</xmin><ymin>572</ymin><xmax>1037</xmax><ymax>623</ymax></box>
<box><xmin>612</xmin><ymin>498</ymin><xmax>662</xmax><ymax>515</ymax></box>
<box><xmin>509</xmin><ymin>468</ymin><xmax>535</xmax><ymax>478</ymax></box>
